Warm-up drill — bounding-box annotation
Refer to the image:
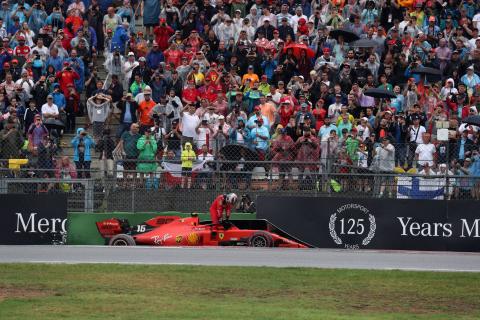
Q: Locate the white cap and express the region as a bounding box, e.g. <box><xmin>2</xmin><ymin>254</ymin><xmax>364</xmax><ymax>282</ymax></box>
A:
<box><xmin>218</xmin><ymin>115</ymin><xmax>225</xmax><ymax>120</ymax></box>
<box><xmin>143</xmin><ymin>85</ymin><xmax>152</xmax><ymax>93</ymax></box>
<box><xmin>127</xmin><ymin>52</ymin><xmax>134</xmax><ymax>56</ymax></box>
<box><xmin>361</xmin><ymin>117</ymin><xmax>369</xmax><ymax>121</ymax></box>
<box><xmin>467</xmin><ymin>65</ymin><xmax>474</xmax><ymax>70</ymax></box>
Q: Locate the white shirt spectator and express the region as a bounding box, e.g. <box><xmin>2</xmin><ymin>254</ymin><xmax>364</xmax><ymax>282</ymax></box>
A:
<box><xmin>15</xmin><ymin>78</ymin><xmax>34</xmax><ymax>97</ymax></box>
<box><xmin>196</xmin><ymin>126</ymin><xmax>213</xmax><ymax>149</ymax></box>
<box><xmin>472</xmin><ymin>13</ymin><xmax>480</xmax><ymax>29</ymax></box>
<box><xmin>31</xmin><ymin>45</ymin><xmax>50</xmax><ymax>61</ymax></box>
<box><xmin>415</xmin><ymin>143</ymin><xmax>436</xmax><ymax>167</ymax></box>
<box><xmin>409</xmin><ymin>125</ymin><xmax>426</xmax><ymax>144</ymax></box>
<box><xmin>327</xmin><ymin>102</ymin><xmax>342</xmax><ymax>119</ymax></box>
<box><xmin>375</xmin><ymin>143</ymin><xmax>395</xmax><ymax>171</ymax></box>
<box><xmin>41</xmin><ymin>102</ymin><xmax>59</xmax><ymax>118</ymax></box>
<box><xmin>181</xmin><ymin>112</ymin><xmax>200</xmax><ymax>139</ymax></box>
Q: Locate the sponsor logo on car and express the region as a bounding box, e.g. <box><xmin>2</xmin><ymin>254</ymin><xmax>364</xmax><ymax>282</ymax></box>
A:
<box><xmin>187</xmin><ymin>233</ymin><xmax>200</xmax><ymax>245</ymax></box>
<box><xmin>151</xmin><ymin>233</ymin><xmax>172</xmax><ymax>245</ymax></box>
<box><xmin>175</xmin><ymin>235</ymin><xmax>183</xmax><ymax>244</ymax></box>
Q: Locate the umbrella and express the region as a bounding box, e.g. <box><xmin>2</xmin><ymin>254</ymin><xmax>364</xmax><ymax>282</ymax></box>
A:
<box><xmin>411</xmin><ymin>67</ymin><xmax>442</xmax><ymax>76</ymax></box>
<box><xmin>364</xmin><ymin>88</ymin><xmax>397</xmax><ymax>99</ymax></box>
<box><xmin>283</xmin><ymin>43</ymin><xmax>315</xmax><ymax>59</ymax></box>
<box><xmin>462</xmin><ymin>115</ymin><xmax>480</xmax><ymax>127</ymax></box>
<box><xmin>329</xmin><ymin>29</ymin><xmax>360</xmax><ymax>43</ymax></box>
<box><xmin>350</xmin><ymin>39</ymin><xmax>378</xmax><ymax>48</ymax></box>
<box><xmin>43</xmin><ymin>119</ymin><xmax>65</xmax><ymax>131</ymax></box>
<box><xmin>219</xmin><ymin>144</ymin><xmax>259</xmax><ymax>171</ymax></box>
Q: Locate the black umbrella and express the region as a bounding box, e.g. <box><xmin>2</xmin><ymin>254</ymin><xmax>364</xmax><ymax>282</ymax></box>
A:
<box><xmin>329</xmin><ymin>29</ymin><xmax>360</xmax><ymax>43</ymax></box>
<box><xmin>43</xmin><ymin>119</ymin><xmax>65</xmax><ymax>131</ymax></box>
<box><xmin>350</xmin><ymin>39</ymin><xmax>378</xmax><ymax>48</ymax></box>
<box><xmin>411</xmin><ymin>67</ymin><xmax>442</xmax><ymax>76</ymax></box>
<box><xmin>462</xmin><ymin>115</ymin><xmax>480</xmax><ymax>127</ymax></box>
<box><xmin>219</xmin><ymin>144</ymin><xmax>259</xmax><ymax>171</ymax></box>
<box><xmin>364</xmin><ymin>88</ymin><xmax>397</xmax><ymax>99</ymax></box>
<box><xmin>220</xmin><ymin>144</ymin><xmax>258</xmax><ymax>161</ymax></box>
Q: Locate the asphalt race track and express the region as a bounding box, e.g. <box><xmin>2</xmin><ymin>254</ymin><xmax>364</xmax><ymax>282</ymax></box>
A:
<box><xmin>0</xmin><ymin>246</ymin><xmax>480</xmax><ymax>272</ymax></box>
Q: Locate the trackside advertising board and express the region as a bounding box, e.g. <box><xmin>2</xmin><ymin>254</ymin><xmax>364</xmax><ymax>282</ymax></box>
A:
<box><xmin>257</xmin><ymin>196</ymin><xmax>480</xmax><ymax>252</ymax></box>
<box><xmin>0</xmin><ymin>194</ymin><xmax>68</xmax><ymax>245</ymax></box>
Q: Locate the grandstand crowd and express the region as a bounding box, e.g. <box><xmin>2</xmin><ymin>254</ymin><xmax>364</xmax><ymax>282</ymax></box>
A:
<box><xmin>0</xmin><ymin>0</ymin><xmax>479</xmax><ymax>195</ymax></box>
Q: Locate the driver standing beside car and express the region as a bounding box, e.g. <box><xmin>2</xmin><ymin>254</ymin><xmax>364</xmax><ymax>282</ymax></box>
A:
<box><xmin>209</xmin><ymin>193</ymin><xmax>238</xmax><ymax>225</ymax></box>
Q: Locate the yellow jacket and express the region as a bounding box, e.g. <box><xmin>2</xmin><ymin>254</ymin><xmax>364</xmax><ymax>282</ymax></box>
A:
<box><xmin>181</xmin><ymin>143</ymin><xmax>196</xmax><ymax>168</ymax></box>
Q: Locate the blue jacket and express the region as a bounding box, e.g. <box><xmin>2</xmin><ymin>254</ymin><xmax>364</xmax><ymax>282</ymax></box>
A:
<box><xmin>52</xmin><ymin>91</ymin><xmax>66</xmax><ymax>110</ymax></box>
<box><xmin>71</xmin><ymin>128</ymin><xmax>95</xmax><ymax>162</ymax></box>
<box><xmin>146</xmin><ymin>50</ymin><xmax>165</xmax><ymax>70</ymax></box>
<box><xmin>111</xmin><ymin>25</ymin><xmax>129</xmax><ymax>54</ymax></box>
<box><xmin>46</xmin><ymin>56</ymin><xmax>64</xmax><ymax>72</ymax></box>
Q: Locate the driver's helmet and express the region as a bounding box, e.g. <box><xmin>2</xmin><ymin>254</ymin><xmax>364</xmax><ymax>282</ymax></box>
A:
<box><xmin>225</xmin><ymin>193</ymin><xmax>238</xmax><ymax>204</ymax></box>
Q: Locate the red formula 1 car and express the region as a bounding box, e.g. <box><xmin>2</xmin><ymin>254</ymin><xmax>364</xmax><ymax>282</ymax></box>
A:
<box><xmin>96</xmin><ymin>215</ymin><xmax>311</xmax><ymax>248</ymax></box>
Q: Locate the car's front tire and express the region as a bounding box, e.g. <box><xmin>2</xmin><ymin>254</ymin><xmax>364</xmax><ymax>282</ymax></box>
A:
<box><xmin>248</xmin><ymin>232</ymin><xmax>273</xmax><ymax>248</ymax></box>
<box><xmin>109</xmin><ymin>234</ymin><xmax>136</xmax><ymax>246</ymax></box>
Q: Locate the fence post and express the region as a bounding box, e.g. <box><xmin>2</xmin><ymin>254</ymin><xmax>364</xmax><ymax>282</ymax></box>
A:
<box><xmin>0</xmin><ymin>178</ymin><xmax>7</xmax><ymax>194</ymax></box>
<box><xmin>84</xmin><ymin>179</ymin><xmax>94</xmax><ymax>213</ymax></box>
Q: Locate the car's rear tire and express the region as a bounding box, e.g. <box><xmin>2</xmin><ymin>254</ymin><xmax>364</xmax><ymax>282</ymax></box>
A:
<box><xmin>109</xmin><ymin>234</ymin><xmax>136</xmax><ymax>246</ymax></box>
<box><xmin>248</xmin><ymin>232</ymin><xmax>273</xmax><ymax>248</ymax></box>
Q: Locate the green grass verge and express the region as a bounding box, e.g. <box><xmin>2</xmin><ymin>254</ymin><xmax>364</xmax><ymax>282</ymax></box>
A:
<box><xmin>1</xmin><ymin>264</ymin><xmax>479</xmax><ymax>320</ymax></box>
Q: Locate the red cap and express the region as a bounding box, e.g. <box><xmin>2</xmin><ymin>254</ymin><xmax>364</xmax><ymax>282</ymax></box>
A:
<box><xmin>261</xmin><ymin>75</ymin><xmax>267</xmax><ymax>79</ymax></box>
<box><xmin>387</xmin><ymin>39</ymin><xmax>396</xmax><ymax>45</ymax></box>
<box><xmin>63</xmin><ymin>61</ymin><xmax>70</xmax><ymax>66</ymax></box>
<box><xmin>256</xmin><ymin>117</ymin><xmax>264</xmax><ymax>122</ymax></box>
<box><xmin>11</xmin><ymin>59</ymin><xmax>18</xmax><ymax>64</ymax></box>
<box><xmin>211</xmin><ymin>62</ymin><xmax>217</xmax><ymax>67</ymax></box>
<box><xmin>254</xmin><ymin>106</ymin><xmax>261</xmax><ymax>111</ymax></box>
<box><xmin>17</xmin><ymin>35</ymin><xmax>25</xmax><ymax>41</ymax></box>
<box><xmin>159</xmin><ymin>18</ymin><xmax>166</xmax><ymax>23</ymax></box>
<box><xmin>351</xmin><ymin>128</ymin><xmax>358</xmax><ymax>133</ymax></box>
<box><xmin>323</xmin><ymin>47</ymin><xmax>330</xmax><ymax>53</ymax></box>
<box><xmin>107</xmin><ymin>29</ymin><xmax>112</xmax><ymax>33</ymax></box>
<box><xmin>3</xmin><ymin>62</ymin><xmax>9</xmax><ymax>67</ymax></box>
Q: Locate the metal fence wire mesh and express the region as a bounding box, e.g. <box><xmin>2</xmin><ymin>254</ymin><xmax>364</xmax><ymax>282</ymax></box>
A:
<box><xmin>1</xmin><ymin>136</ymin><xmax>479</xmax><ymax>212</ymax></box>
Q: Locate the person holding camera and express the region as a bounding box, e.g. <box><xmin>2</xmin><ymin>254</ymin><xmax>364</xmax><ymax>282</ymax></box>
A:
<box><xmin>195</xmin><ymin>116</ymin><xmax>214</xmax><ymax>150</ymax></box>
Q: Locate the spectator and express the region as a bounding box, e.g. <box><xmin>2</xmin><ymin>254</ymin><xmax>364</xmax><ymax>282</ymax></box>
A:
<box><xmin>136</xmin><ymin>127</ymin><xmax>158</xmax><ymax>179</ymax></box>
<box><xmin>41</xmin><ymin>94</ymin><xmax>59</xmax><ymax>121</ymax></box>
<box><xmin>118</xmin><ymin>123</ymin><xmax>141</xmax><ymax>183</ymax></box>
<box><xmin>415</xmin><ymin>133</ymin><xmax>436</xmax><ymax>168</ymax></box>
<box><xmin>0</xmin><ymin>119</ymin><xmax>24</xmax><ymax>159</ymax></box>
<box><xmin>117</xmin><ymin>93</ymin><xmax>138</xmax><ymax>139</ymax></box>
<box><xmin>180</xmin><ymin>104</ymin><xmax>200</xmax><ymax>148</ymax></box>
<box><xmin>55</xmin><ymin>156</ymin><xmax>78</xmax><ymax>180</ymax></box>
<box><xmin>86</xmin><ymin>93</ymin><xmax>112</xmax><ymax>142</ymax></box>
<box><xmin>71</xmin><ymin>128</ymin><xmax>95</xmax><ymax>179</ymax></box>
<box><xmin>249</xmin><ymin>117</ymin><xmax>270</xmax><ymax>159</ymax></box>
<box><xmin>136</xmin><ymin>86</ymin><xmax>156</xmax><ymax>133</ymax></box>
<box><xmin>96</xmin><ymin>129</ymin><xmax>116</xmax><ymax>178</ymax></box>
<box><xmin>375</xmin><ymin>137</ymin><xmax>395</xmax><ymax>198</ymax></box>
<box><xmin>181</xmin><ymin>141</ymin><xmax>196</xmax><ymax>189</ymax></box>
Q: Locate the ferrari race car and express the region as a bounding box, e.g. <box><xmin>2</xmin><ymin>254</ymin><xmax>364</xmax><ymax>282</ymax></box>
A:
<box><xmin>96</xmin><ymin>215</ymin><xmax>311</xmax><ymax>248</ymax></box>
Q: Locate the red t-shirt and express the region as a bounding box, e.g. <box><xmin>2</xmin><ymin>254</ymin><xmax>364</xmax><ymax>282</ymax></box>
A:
<box><xmin>14</xmin><ymin>45</ymin><xmax>31</xmax><ymax>58</ymax></box>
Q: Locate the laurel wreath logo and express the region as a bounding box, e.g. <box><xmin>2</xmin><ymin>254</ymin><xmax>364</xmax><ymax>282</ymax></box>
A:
<box><xmin>329</xmin><ymin>204</ymin><xmax>376</xmax><ymax>247</ymax></box>
<box><xmin>329</xmin><ymin>212</ymin><xmax>342</xmax><ymax>245</ymax></box>
<box><xmin>362</xmin><ymin>214</ymin><xmax>376</xmax><ymax>246</ymax></box>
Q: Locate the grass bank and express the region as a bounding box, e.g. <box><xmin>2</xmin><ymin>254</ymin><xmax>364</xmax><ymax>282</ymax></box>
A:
<box><xmin>0</xmin><ymin>264</ymin><xmax>479</xmax><ymax>319</ymax></box>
